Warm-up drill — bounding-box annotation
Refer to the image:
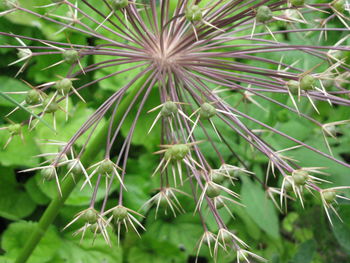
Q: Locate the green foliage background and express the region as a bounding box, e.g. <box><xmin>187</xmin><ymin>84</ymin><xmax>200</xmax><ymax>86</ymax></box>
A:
<box><xmin>0</xmin><ymin>1</ymin><xmax>349</xmax><ymax>262</ymax></box>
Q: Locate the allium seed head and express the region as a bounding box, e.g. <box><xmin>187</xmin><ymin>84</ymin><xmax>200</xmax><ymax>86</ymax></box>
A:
<box><xmin>62</xmin><ymin>49</ymin><xmax>79</xmax><ymax>64</ymax></box>
<box><xmin>292</xmin><ymin>170</ymin><xmax>309</xmax><ymax>186</ymax></box>
<box><xmin>322</xmin><ymin>190</ymin><xmax>337</xmax><ymax>204</ymax></box>
<box><xmin>161</xmin><ymin>101</ymin><xmax>178</xmax><ymax>117</ymax></box>
<box><xmin>25</xmin><ymin>90</ymin><xmax>41</xmax><ymax>105</ymax></box>
<box><xmin>7</xmin><ymin>123</ymin><xmax>21</xmax><ymax>136</ymax></box>
<box><xmin>56</xmin><ymin>78</ymin><xmax>73</xmax><ymax>95</ymax></box>
<box><xmin>112</xmin><ymin>206</ymin><xmax>128</xmax><ymax>220</ymax></box>
<box><xmin>185</xmin><ymin>5</ymin><xmax>203</xmax><ymax>22</ymax></box>
<box><xmin>256</xmin><ymin>6</ymin><xmax>273</xmax><ymax>23</ymax></box>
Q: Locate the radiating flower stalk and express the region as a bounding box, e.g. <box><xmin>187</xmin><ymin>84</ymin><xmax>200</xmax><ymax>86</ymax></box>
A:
<box><xmin>1</xmin><ymin>0</ymin><xmax>350</xmax><ymax>262</ymax></box>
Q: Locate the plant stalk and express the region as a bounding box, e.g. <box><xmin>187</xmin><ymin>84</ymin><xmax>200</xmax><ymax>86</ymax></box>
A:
<box><xmin>14</xmin><ymin>72</ymin><xmax>151</xmax><ymax>263</ymax></box>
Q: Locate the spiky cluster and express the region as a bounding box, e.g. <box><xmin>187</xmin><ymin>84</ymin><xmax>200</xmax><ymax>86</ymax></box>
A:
<box><xmin>1</xmin><ymin>0</ymin><xmax>350</xmax><ymax>262</ymax></box>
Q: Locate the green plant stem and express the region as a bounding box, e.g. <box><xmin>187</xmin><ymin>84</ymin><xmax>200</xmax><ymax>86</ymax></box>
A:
<box><xmin>14</xmin><ymin>73</ymin><xmax>151</xmax><ymax>263</ymax></box>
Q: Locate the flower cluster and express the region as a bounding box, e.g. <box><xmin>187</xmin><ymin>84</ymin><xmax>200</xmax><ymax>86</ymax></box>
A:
<box><xmin>1</xmin><ymin>0</ymin><xmax>350</xmax><ymax>261</ymax></box>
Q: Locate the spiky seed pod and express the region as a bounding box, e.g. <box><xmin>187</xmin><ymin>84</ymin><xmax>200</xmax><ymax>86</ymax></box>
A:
<box><xmin>221</xmin><ymin>231</ymin><xmax>232</xmax><ymax>243</ymax></box>
<box><xmin>67</xmin><ymin>162</ymin><xmax>83</xmax><ymax>175</ymax></box>
<box><xmin>219</xmin><ymin>164</ymin><xmax>237</xmax><ymax>178</ymax></box>
<box><xmin>203</xmin><ymin>233</ymin><xmax>215</xmax><ymax>246</ymax></box>
<box><xmin>112</xmin><ymin>206</ymin><xmax>128</xmax><ymax>220</ymax></box>
<box><xmin>3</xmin><ymin>0</ymin><xmax>18</xmax><ymax>9</ymax></box>
<box><xmin>98</xmin><ymin>159</ymin><xmax>115</xmax><ymax>174</ymax></box>
<box><xmin>199</xmin><ymin>103</ymin><xmax>216</xmax><ymax>119</ymax></box>
<box><xmin>322</xmin><ymin>79</ymin><xmax>334</xmax><ymax>90</ymax></box>
<box><xmin>322</xmin><ymin>190</ymin><xmax>337</xmax><ymax>204</ymax></box>
<box><xmin>211</xmin><ymin>170</ymin><xmax>225</xmax><ymax>184</ymax></box>
<box><xmin>17</xmin><ymin>48</ymin><xmax>31</xmax><ymax>59</ymax></box>
<box><xmin>161</xmin><ymin>101</ymin><xmax>178</xmax><ymax>117</ymax></box>
<box><xmin>62</xmin><ymin>50</ymin><xmax>79</xmax><ymax>64</ymax></box>
<box><xmin>287</xmin><ymin>80</ymin><xmax>300</xmax><ymax>94</ymax></box>
<box><xmin>110</xmin><ymin>0</ymin><xmax>129</xmax><ymax>9</ymax></box>
<box><xmin>284</xmin><ymin>179</ymin><xmax>293</xmax><ymax>191</ymax></box>
<box><xmin>256</xmin><ymin>6</ymin><xmax>273</xmax><ymax>23</ymax></box>
<box><xmin>164</xmin><ymin>144</ymin><xmax>190</xmax><ymax>161</ymax></box>
<box><xmin>185</xmin><ymin>5</ymin><xmax>202</xmax><ymax>22</ymax></box>
<box><xmin>238</xmin><ymin>250</ymin><xmax>248</xmax><ymax>261</ymax></box>
<box><xmin>42</xmin><ymin>98</ymin><xmax>59</xmax><ymax>113</ymax></box>
<box><xmin>41</xmin><ymin>167</ymin><xmax>56</xmax><ymax>181</ymax></box>
<box><xmin>157</xmin><ymin>194</ymin><xmax>168</xmax><ymax>208</ymax></box>
<box><xmin>25</xmin><ymin>89</ymin><xmax>41</xmax><ymax>105</ymax></box>
<box><xmin>83</xmin><ymin>209</ymin><xmax>98</xmax><ymax>224</ymax></box>
<box><xmin>215</xmin><ymin>197</ymin><xmax>225</xmax><ymax>209</ymax></box>
<box><xmin>8</xmin><ymin>123</ymin><xmax>21</xmax><ymax>135</ymax></box>
<box><xmin>56</xmin><ymin>78</ymin><xmax>73</xmax><ymax>95</ymax></box>
<box><xmin>89</xmin><ymin>223</ymin><xmax>101</xmax><ymax>234</ymax></box>
<box><xmin>290</xmin><ymin>0</ymin><xmax>305</xmax><ymax>6</ymax></box>
<box><xmin>333</xmin><ymin>50</ymin><xmax>344</xmax><ymax>60</ymax></box>
<box><xmin>332</xmin><ymin>0</ymin><xmax>346</xmax><ymax>13</ymax></box>
<box><xmin>300</xmin><ymin>75</ymin><xmax>315</xmax><ymax>90</ymax></box>
<box><xmin>292</xmin><ymin>170</ymin><xmax>309</xmax><ymax>186</ymax></box>
<box><xmin>206</xmin><ymin>184</ymin><xmax>221</xmax><ymax>198</ymax></box>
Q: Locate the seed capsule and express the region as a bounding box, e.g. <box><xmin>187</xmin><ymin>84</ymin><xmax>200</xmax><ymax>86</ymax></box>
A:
<box><xmin>238</xmin><ymin>250</ymin><xmax>248</xmax><ymax>261</ymax></box>
<box><xmin>156</xmin><ymin>194</ymin><xmax>169</xmax><ymax>208</ymax></box>
<box><xmin>206</xmin><ymin>184</ymin><xmax>221</xmax><ymax>198</ymax></box>
<box><xmin>256</xmin><ymin>6</ymin><xmax>273</xmax><ymax>23</ymax></box>
<box><xmin>185</xmin><ymin>5</ymin><xmax>202</xmax><ymax>22</ymax></box>
<box><xmin>25</xmin><ymin>90</ymin><xmax>41</xmax><ymax>105</ymax></box>
<box><xmin>111</xmin><ymin>0</ymin><xmax>128</xmax><ymax>9</ymax></box>
<box><xmin>56</xmin><ymin>78</ymin><xmax>72</xmax><ymax>95</ymax></box>
<box><xmin>89</xmin><ymin>223</ymin><xmax>101</xmax><ymax>234</ymax></box>
<box><xmin>164</xmin><ymin>144</ymin><xmax>190</xmax><ymax>161</ymax></box>
<box><xmin>321</xmin><ymin>79</ymin><xmax>334</xmax><ymax>89</ymax></box>
<box><xmin>17</xmin><ymin>48</ymin><xmax>31</xmax><ymax>59</ymax></box>
<box><xmin>322</xmin><ymin>190</ymin><xmax>336</xmax><ymax>204</ymax></box>
<box><xmin>292</xmin><ymin>170</ymin><xmax>308</xmax><ymax>186</ymax></box>
<box><xmin>199</xmin><ymin>103</ymin><xmax>216</xmax><ymax>119</ymax></box>
<box><xmin>83</xmin><ymin>209</ymin><xmax>98</xmax><ymax>224</ymax></box>
<box><xmin>62</xmin><ymin>49</ymin><xmax>79</xmax><ymax>64</ymax></box>
<box><xmin>67</xmin><ymin>162</ymin><xmax>83</xmax><ymax>175</ymax></box>
<box><xmin>161</xmin><ymin>101</ymin><xmax>178</xmax><ymax>117</ymax></box>
<box><xmin>98</xmin><ymin>159</ymin><xmax>115</xmax><ymax>174</ymax></box>
<box><xmin>284</xmin><ymin>179</ymin><xmax>293</xmax><ymax>191</ymax></box>
<box><xmin>221</xmin><ymin>231</ymin><xmax>232</xmax><ymax>243</ymax></box>
<box><xmin>219</xmin><ymin>164</ymin><xmax>237</xmax><ymax>178</ymax></box>
<box><xmin>8</xmin><ymin>123</ymin><xmax>21</xmax><ymax>136</ymax></box>
<box><xmin>215</xmin><ymin>197</ymin><xmax>225</xmax><ymax>209</ymax></box>
<box><xmin>3</xmin><ymin>0</ymin><xmax>18</xmax><ymax>8</ymax></box>
<box><xmin>290</xmin><ymin>0</ymin><xmax>305</xmax><ymax>6</ymax></box>
<box><xmin>42</xmin><ymin>98</ymin><xmax>59</xmax><ymax>113</ymax></box>
<box><xmin>113</xmin><ymin>206</ymin><xmax>128</xmax><ymax>220</ymax></box>
<box><xmin>203</xmin><ymin>233</ymin><xmax>215</xmax><ymax>246</ymax></box>
<box><xmin>287</xmin><ymin>79</ymin><xmax>299</xmax><ymax>94</ymax></box>
<box><xmin>211</xmin><ymin>170</ymin><xmax>225</xmax><ymax>184</ymax></box>
<box><xmin>41</xmin><ymin>167</ymin><xmax>56</xmax><ymax>181</ymax></box>
<box><xmin>300</xmin><ymin>74</ymin><xmax>315</xmax><ymax>90</ymax></box>
<box><xmin>332</xmin><ymin>0</ymin><xmax>346</xmax><ymax>13</ymax></box>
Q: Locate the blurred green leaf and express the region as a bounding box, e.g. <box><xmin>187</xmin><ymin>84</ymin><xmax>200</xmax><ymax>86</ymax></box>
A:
<box><xmin>331</xmin><ymin>204</ymin><xmax>350</xmax><ymax>255</ymax></box>
<box><xmin>2</xmin><ymin>221</ymin><xmax>61</xmax><ymax>263</ymax></box>
<box><xmin>289</xmin><ymin>240</ymin><xmax>316</xmax><ymax>263</ymax></box>
<box><xmin>52</xmin><ymin>232</ymin><xmax>123</xmax><ymax>263</ymax></box>
<box><xmin>241</xmin><ymin>176</ymin><xmax>280</xmax><ymax>239</ymax></box>
<box><xmin>0</xmin><ymin>167</ymin><xmax>36</xmax><ymax>220</ymax></box>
